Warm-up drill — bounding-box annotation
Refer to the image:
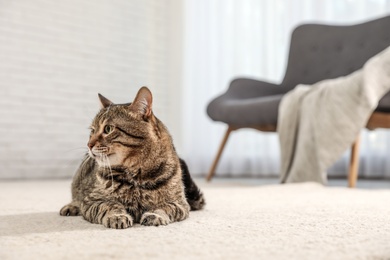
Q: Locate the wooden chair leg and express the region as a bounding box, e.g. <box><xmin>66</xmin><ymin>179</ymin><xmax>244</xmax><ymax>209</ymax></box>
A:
<box><xmin>206</xmin><ymin>126</ymin><xmax>234</xmax><ymax>182</ymax></box>
<box><xmin>348</xmin><ymin>134</ymin><xmax>361</xmax><ymax>188</ymax></box>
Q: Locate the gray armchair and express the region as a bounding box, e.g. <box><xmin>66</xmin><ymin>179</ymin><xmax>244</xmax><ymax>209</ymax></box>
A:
<box><xmin>206</xmin><ymin>15</ymin><xmax>390</xmax><ymax>186</ymax></box>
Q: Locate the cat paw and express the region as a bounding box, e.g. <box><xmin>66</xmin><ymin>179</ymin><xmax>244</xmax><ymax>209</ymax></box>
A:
<box><xmin>141</xmin><ymin>212</ymin><xmax>169</xmax><ymax>226</ymax></box>
<box><xmin>102</xmin><ymin>213</ymin><xmax>133</xmax><ymax>229</ymax></box>
<box><xmin>60</xmin><ymin>203</ymin><xmax>80</xmax><ymax>216</ymax></box>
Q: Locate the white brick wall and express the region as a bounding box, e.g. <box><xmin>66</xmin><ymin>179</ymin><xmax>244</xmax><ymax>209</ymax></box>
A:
<box><xmin>0</xmin><ymin>0</ymin><xmax>183</xmax><ymax>179</ymax></box>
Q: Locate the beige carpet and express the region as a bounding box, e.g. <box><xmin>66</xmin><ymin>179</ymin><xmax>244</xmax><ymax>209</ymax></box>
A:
<box><xmin>1</xmin><ymin>180</ymin><xmax>390</xmax><ymax>260</ymax></box>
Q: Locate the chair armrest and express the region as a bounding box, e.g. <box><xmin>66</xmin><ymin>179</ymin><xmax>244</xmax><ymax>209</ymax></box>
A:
<box><xmin>226</xmin><ymin>78</ymin><xmax>287</xmax><ymax>99</ymax></box>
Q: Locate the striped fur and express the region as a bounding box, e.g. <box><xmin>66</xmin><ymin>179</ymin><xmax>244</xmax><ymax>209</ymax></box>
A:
<box><xmin>60</xmin><ymin>87</ymin><xmax>205</xmax><ymax>228</ymax></box>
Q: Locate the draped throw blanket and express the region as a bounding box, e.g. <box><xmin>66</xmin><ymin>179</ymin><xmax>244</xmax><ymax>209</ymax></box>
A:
<box><xmin>278</xmin><ymin>46</ymin><xmax>390</xmax><ymax>184</ymax></box>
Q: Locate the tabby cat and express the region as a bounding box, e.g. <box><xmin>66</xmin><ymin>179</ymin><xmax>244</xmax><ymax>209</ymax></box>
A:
<box><xmin>60</xmin><ymin>87</ymin><xmax>205</xmax><ymax>228</ymax></box>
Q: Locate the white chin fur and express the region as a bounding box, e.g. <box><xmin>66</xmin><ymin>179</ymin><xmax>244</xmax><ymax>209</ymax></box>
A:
<box><xmin>94</xmin><ymin>158</ymin><xmax>104</xmax><ymax>167</ymax></box>
<box><xmin>94</xmin><ymin>154</ymin><xmax>121</xmax><ymax>167</ymax></box>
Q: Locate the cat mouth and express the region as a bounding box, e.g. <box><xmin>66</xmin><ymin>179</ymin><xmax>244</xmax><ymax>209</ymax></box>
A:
<box><xmin>89</xmin><ymin>148</ymin><xmax>111</xmax><ymax>159</ymax></box>
<box><xmin>90</xmin><ymin>152</ymin><xmax>111</xmax><ymax>158</ymax></box>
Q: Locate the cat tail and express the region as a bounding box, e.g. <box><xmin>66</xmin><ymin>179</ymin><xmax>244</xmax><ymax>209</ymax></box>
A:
<box><xmin>180</xmin><ymin>158</ymin><xmax>206</xmax><ymax>210</ymax></box>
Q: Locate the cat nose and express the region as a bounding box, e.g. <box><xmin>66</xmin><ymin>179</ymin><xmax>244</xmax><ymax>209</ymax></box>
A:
<box><xmin>87</xmin><ymin>142</ymin><xmax>94</xmax><ymax>149</ymax></box>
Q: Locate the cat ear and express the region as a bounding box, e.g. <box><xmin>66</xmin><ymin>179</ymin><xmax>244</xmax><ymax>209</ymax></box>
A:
<box><xmin>98</xmin><ymin>93</ymin><xmax>113</xmax><ymax>108</ymax></box>
<box><xmin>130</xmin><ymin>86</ymin><xmax>153</xmax><ymax>119</ymax></box>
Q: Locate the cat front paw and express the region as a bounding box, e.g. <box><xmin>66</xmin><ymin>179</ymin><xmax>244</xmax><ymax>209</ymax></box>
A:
<box><xmin>141</xmin><ymin>212</ymin><xmax>170</xmax><ymax>226</ymax></box>
<box><xmin>102</xmin><ymin>213</ymin><xmax>133</xmax><ymax>229</ymax></box>
<box><xmin>60</xmin><ymin>203</ymin><xmax>80</xmax><ymax>216</ymax></box>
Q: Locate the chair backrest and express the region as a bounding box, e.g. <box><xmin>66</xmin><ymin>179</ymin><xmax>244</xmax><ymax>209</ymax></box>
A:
<box><xmin>281</xmin><ymin>15</ymin><xmax>390</xmax><ymax>90</ymax></box>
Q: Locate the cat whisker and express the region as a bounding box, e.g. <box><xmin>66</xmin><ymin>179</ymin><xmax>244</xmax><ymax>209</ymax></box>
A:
<box><xmin>103</xmin><ymin>155</ymin><xmax>115</xmax><ymax>194</ymax></box>
<box><xmin>78</xmin><ymin>156</ymin><xmax>92</xmax><ymax>182</ymax></box>
<box><xmin>80</xmin><ymin>155</ymin><xmax>92</xmax><ymax>170</ymax></box>
<box><xmin>65</xmin><ymin>147</ymin><xmax>89</xmax><ymax>153</ymax></box>
<box><xmin>109</xmin><ymin>160</ymin><xmax>114</xmax><ymax>194</ymax></box>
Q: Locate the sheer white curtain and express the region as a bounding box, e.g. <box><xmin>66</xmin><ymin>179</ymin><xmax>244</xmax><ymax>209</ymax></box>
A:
<box><xmin>182</xmin><ymin>0</ymin><xmax>390</xmax><ymax>178</ymax></box>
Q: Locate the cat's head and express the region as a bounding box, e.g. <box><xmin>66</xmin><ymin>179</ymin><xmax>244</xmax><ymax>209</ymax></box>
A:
<box><xmin>87</xmin><ymin>87</ymin><xmax>171</xmax><ymax>169</ymax></box>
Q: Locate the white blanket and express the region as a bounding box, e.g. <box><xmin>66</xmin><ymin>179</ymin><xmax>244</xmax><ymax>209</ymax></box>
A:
<box><xmin>278</xmin><ymin>46</ymin><xmax>390</xmax><ymax>184</ymax></box>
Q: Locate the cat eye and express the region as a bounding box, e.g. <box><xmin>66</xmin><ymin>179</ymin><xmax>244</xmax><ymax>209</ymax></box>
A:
<box><xmin>104</xmin><ymin>125</ymin><xmax>114</xmax><ymax>134</ymax></box>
